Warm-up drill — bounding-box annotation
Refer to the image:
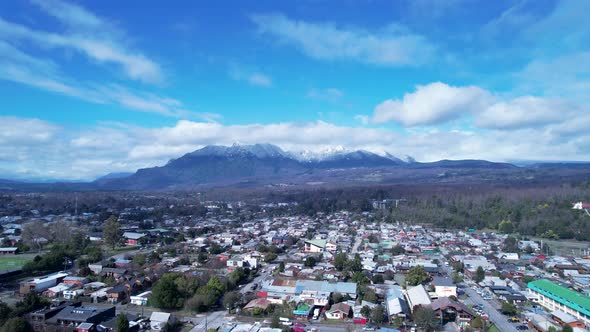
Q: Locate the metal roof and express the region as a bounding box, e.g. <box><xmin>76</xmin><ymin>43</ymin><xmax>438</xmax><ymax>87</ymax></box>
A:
<box><xmin>529</xmin><ymin>279</ymin><xmax>590</xmax><ymax>316</ymax></box>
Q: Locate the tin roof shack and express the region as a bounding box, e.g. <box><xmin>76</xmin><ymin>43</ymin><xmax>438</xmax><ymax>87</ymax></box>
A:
<box><xmin>20</xmin><ymin>272</ymin><xmax>69</xmax><ymax>295</ymax></box>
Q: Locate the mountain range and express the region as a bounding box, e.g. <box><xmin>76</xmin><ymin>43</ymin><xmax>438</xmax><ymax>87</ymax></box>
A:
<box><xmin>2</xmin><ymin>143</ymin><xmax>590</xmax><ymax>191</ymax></box>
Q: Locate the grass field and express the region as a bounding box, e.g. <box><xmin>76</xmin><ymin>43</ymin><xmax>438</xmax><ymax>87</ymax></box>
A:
<box><xmin>532</xmin><ymin>237</ymin><xmax>590</xmax><ymax>256</ymax></box>
<box><xmin>0</xmin><ymin>256</ymin><xmax>31</xmax><ymax>272</ymax></box>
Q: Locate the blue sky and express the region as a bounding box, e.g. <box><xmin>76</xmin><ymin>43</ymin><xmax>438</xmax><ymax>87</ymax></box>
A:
<box><xmin>1</xmin><ymin>0</ymin><xmax>589</xmax><ymax>180</ymax></box>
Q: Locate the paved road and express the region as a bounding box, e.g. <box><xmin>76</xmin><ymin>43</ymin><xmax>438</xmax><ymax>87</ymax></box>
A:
<box><xmin>437</xmin><ymin>255</ymin><xmax>517</xmax><ymax>332</ymax></box>
<box><xmin>240</xmin><ymin>264</ymin><xmax>274</xmax><ymax>295</ymax></box>
<box><xmin>189</xmin><ymin>310</ymin><xmax>227</xmax><ymax>332</ymax></box>
<box><xmin>463</xmin><ymin>286</ymin><xmax>517</xmax><ymax>332</ymax></box>
<box><xmin>351</xmin><ymin>233</ymin><xmax>363</xmax><ymax>254</ymax></box>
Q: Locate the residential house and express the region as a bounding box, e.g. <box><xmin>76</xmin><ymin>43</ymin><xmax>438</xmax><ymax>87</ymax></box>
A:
<box><xmin>326</xmin><ymin>302</ymin><xmax>352</xmax><ymax>320</ymax></box>
<box><xmin>304</xmin><ymin>239</ymin><xmax>327</xmax><ymax>253</ymax></box>
<box><xmin>432</xmin><ymin>277</ymin><xmax>457</xmax><ymax>298</ymax></box>
<box><xmin>122</xmin><ymin>232</ymin><xmax>146</xmax><ymax>246</ymax></box>
<box><xmin>150</xmin><ymin>312</ymin><xmax>175</xmax><ymax>331</ymax></box>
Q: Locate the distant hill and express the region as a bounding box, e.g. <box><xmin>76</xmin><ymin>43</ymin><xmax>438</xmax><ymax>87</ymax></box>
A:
<box><xmin>3</xmin><ymin>143</ymin><xmax>590</xmax><ymax>191</ymax></box>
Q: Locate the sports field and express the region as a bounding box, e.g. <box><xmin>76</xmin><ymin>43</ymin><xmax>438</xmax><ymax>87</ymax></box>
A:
<box><xmin>0</xmin><ymin>256</ymin><xmax>31</xmax><ymax>272</ymax></box>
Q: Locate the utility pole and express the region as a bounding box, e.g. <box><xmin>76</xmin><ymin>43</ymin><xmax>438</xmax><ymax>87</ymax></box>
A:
<box><xmin>74</xmin><ymin>194</ymin><xmax>78</xmax><ymax>222</ymax></box>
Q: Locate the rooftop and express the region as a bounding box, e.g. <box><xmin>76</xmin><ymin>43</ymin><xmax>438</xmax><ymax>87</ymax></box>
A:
<box><xmin>529</xmin><ymin>279</ymin><xmax>590</xmax><ymax>316</ymax></box>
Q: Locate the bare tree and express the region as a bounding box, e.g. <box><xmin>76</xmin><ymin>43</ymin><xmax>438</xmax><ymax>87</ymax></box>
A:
<box><xmin>50</xmin><ymin>220</ymin><xmax>72</xmax><ymax>244</ymax></box>
<box><xmin>21</xmin><ymin>221</ymin><xmax>50</xmax><ymax>252</ymax></box>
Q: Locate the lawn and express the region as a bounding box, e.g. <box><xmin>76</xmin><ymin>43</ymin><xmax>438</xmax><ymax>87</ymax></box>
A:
<box><xmin>0</xmin><ymin>256</ymin><xmax>31</xmax><ymax>272</ymax></box>
<box><xmin>488</xmin><ymin>324</ymin><xmax>501</xmax><ymax>332</ymax></box>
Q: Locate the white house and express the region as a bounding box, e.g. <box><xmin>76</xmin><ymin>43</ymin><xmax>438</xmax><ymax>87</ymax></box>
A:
<box><xmin>130</xmin><ymin>291</ymin><xmax>151</xmax><ymax>306</ymax></box>
<box><xmin>405</xmin><ymin>285</ymin><xmax>431</xmax><ymax>312</ymax></box>
<box><xmin>432</xmin><ymin>277</ymin><xmax>457</xmax><ymax>298</ymax></box>
<box><xmin>150</xmin><ymin>312</ymin><xmax>174</xmax><ymax>330</ymax></box>
<box><xmin>304</xmin><ymin>239</ymin><xmax>327</xmax><ymax>253</ymax></box>
<box><xmin>326</xmin><ymin>242</ymin><xmax>338</xmax><ymax>252</ymax></box>
<box><xmin>325</xmin><ymin>302</ymin><xmax>352</xmax><ymax>320</ymax></box>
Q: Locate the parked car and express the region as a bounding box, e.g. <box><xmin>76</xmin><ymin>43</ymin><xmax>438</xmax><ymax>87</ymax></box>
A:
<box><xmin>516</xmin><ymin>325</ymin><xmax>528</xmax><ymax>330</ymax></box>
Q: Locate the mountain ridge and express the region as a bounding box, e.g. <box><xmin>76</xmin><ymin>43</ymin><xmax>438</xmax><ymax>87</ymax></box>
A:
<box><xmin>2</xmin><ymin>143</ymin><xmax>590</xmax><ymax>191</ymax></box>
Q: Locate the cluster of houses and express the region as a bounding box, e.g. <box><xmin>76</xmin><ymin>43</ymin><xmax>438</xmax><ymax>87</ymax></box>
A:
<box><xmin>5</xmin><ymin>200</ymin><xmax>590</xmax><ymax>332</ymax></box>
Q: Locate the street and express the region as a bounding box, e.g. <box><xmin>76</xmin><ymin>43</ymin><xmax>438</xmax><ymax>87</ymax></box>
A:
<box><xmin>437</xmin><ymin>255</ymin><xmax>518</xmax><ymax>332</ymax></box>
<box><xmin>240</xmin><ymin>264</ymin><xmax>274</xmax><ymax>295</ymax></box>
<box><xmin>351</xmin><ymin>231</ymin><xmax>363</xmax><ymax>254</ymax></box>
<box><xmin>188</xmin><ymin>310</ymin><xmax>227</xmax><ymax>332</ymax></box>
<box><xmin>463</xmin><ymin>286</ymin><xmax>517</xmax><ymax>332</ymax></box>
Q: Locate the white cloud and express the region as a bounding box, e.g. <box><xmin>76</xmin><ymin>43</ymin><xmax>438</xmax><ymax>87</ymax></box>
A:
<box><xmin>251</xmin><ymin>13</ymin><xmax>434</xmax><ymax>66</ymax></box>
<box><xmin>0</xmin><ymin>116</ymin><xmax>59</xmax><ymax>144</ymax></box>
<box><xmin>368</xmin><ymin>81</ymin><xmax>577</xmax><ymax>130</ymax></box>
<box><xmin>229</xmin><ymin>64</ymin><xmax>273</xmax><ymax>87</ymax></box>
<box><xmin>248</xmin><ymin>73</ymin><xmax>272</xmax><ymax>87</ymax></box>
<box><xmin>355</xmin><ymin>115</ymin><xmax>370</xmax><ymax>125</ymax></box>
<box><xmin>31</xmin><ymin>0</ymin><xmax>103</xmax><ymax>30</ymax></box>
<box><xmin>3</xmin><ymin>115</ymin><xmax>590</xmax><ymax>181</ymax></box>
<box><xmin>0</xmin><ymin>10</ymin><xmax>162</xmax><ymax>84</ymax></box>
<box><xmin>476</xmin><ymin>96</ymin><xmax>570</xmax><ymax>129</ymax></box>
<box><xmin>0</xmin><ymin>39</ymin><xmax>208</xmax><ymax>119</ymax></box>
<box><xmin>371</xmin><ymin>82</ymin><xmax>492</xmax><ymax>126</ymax></box>
<box><xmin>517</xmin><ymin>52</ymin><xmax>590</xmax><ymax>101</ymax></box>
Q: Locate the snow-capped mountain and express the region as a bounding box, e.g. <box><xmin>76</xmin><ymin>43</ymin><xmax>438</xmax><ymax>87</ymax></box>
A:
<box><xmin>94</xmin><ymin>143</ymin><xmax>526</xmax><ymax>190</ymax></box>
<box><xmin>188</xmin><ymin>143</ymin><xmax>288</xmax><ymax>159</ymax></box>
<box><xmin>290</xmin><ymin>145</ymin><xmax>348</xmax><ymax>161</ymax></box>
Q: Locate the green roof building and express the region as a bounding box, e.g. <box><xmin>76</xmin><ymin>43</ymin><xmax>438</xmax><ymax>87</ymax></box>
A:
<box><xmin>528</xmin><ymin>279</ymin><xmax>590</xmax><ymax>325</ymax></box>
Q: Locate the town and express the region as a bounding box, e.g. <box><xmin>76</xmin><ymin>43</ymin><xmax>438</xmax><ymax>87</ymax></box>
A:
<box><xmin>1</xmin><ymin>193</ymin><xmax>589</xmax><ymax>332</ymax></box>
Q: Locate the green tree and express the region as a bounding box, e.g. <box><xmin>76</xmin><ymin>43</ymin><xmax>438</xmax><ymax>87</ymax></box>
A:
<box><xmin>133</xmin><ymin>253</ymin><xmax>146</xmax><ymax>267</ymax></box>
<box><xmin>0</xmin><ymin>302</ymin><xmax>12</xmax><ymax>326</ymax></box>
<box><xmin>363</xmin><ymin>289</ymin><xmax>377</xmax><ymax>303</ymax></box>
<box><xmin>413</xmin><ymin>306</ymin><xmax>438</xmax><ymax>332</ymax></box>
<box><xmin>264</xmin><ymin>253</ymin><xmax>277</xmax><ymax>263</ymax></box>
<box><xmin>15</xmin><ymin>292</ymin><xmax>49</xmax><ymax>315</ymax></box>
<box><xmin>360</xmin><ymin>305</ymin><xmax>371</xmax><ymax>318</ymax></box>
<box><xmin>562</xmin><ymin>325</ymin><xmax>574</xmax><ymax>332</ymax></box>
<box><xmin>347</xmin><ymin>254</ymin><xmax>362</xmax><ymax>272</ymax></box>
<box><xmin>498</xmin><ymin>220</ymin><xmax>514</xmax><ymax>234</ymax></box>
<box><xmin>150</xmin><ymin>274</ymin><xmax>183</xmax><ymax>309</ymax></box>
<box><xmin>501</xmin><ymin>301</ymin><xmax>518</xmax><ymax>316</ymax></box>
<box><xmin>371</xmin><ymin>305</ymin><xmax>385</xmax><ymax>324</ymax></box>
<box><xmin>270</xmin><ymin>314</ymin><xmax>280</xmax><ymax>328</ymax></box>
<box><xmin>503</xmin><ymin>236</ymin><xmax>519</xmax><ymax>252</ymax></box>
<box><xmin>0</xmin><ymin>317</ymin><xmax>31</xmax><ymax>332</ymax></box>
<box><xmin>352</xmin><ymin>272</ymin><xmax>370</xmax><ymax>286</ymax></box>
<box><xmin>391</xmin><ymin>244</ymin><xmax>405</xmax><ymax>255</ymax></box>
<box><xmin>470</xmin><ymin>316</ymin><xmax>490</xmax><ymax>332</ymax></box>
<box><xmin>452</xmin><ymin>271</ymin><xmax>463</xmax><ymax>284</ymax></box>
<box><xmin>223</xmin><ymin>291</ymin><xmax>242</xmax><ymax>310</ymax></box>
<box><xmin>278</xmin><ymin>262</ymin><xmax>285</xmax><ymax>273</ymax></box>
<box><xmin>547</xmin><ymin>327</ymin><xmax>559</xmax><ymax>332</ymax></box>
<box><xmin>207</xmin><ymin>276</ymin><xmax>226</xmax><ymax>295</ymax></box>
<box><xmin>116</xmin><ymin>313</ymin><xmax>129</xmax><ymax>332</ymax></box>
<box><xmin>372</xmin><ymin>274</ymin><xmax>385</xmax><ymax>284</ymax></box>
<box><xmin>103</xmin><ymin>215</ymin><xmax>121</xmax><ymax>249</ymax></box>
<box><xmin>406</xmin><ymin>266</ymin><xmax>430</xmax><ymax>286</ymax></box>
<box><xmin>304</xmin><ymin>256</ymin><xmax>317</xmax><ymax>268</ymax></box>
<box><xmin>474</xmin><ymin>266</ymin><xmax>485</xmax><ymax>283</ymax></box>
<box><xmin>334</xmin><ymin>253</ymin><xmax>348</xmax><ymax>271</ymax></box>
